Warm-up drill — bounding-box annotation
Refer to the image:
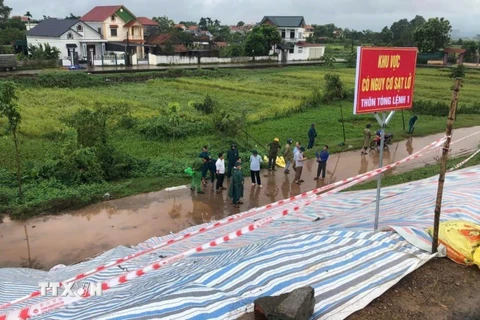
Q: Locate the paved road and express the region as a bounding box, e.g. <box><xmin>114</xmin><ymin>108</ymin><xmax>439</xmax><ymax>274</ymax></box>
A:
<box><xmin>0</xmin><ymin>60</ymin><xmax>339</xmax><ymax>77</ymax></box>
<box><xmin>1</xmin><ymin>126</ymin><xmax>479</xmax><ymax>269</ymax></box>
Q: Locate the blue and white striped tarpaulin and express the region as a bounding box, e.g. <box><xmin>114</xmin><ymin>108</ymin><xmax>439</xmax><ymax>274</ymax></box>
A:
<box><xmin>0</xmin><ymin>166</ymin><xmax>479</xmax><ymax>319</ymax></box>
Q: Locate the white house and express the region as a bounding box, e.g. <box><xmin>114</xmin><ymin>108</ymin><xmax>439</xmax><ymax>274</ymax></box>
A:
<box><xmin>259</xmin><ymin>16</ymin><xmax>324</xmax><ymax>62</ymax></box>
<box><xmin>26</xmin><ymin>19</ymin><xmax>106</xmax><ymax>66</ymax></box>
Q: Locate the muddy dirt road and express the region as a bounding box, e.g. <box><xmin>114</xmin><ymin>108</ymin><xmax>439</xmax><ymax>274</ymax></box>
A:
<box><xmin>1</xmin><ymin>127</ymin><xmax>479</xmax><ymax>269</ymax></box>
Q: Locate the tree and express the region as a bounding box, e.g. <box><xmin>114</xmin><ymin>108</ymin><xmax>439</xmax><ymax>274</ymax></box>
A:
<box><xmin>410</xmin><ymin>15</ymin><xmax>426</xmax><ymax>30</ymax></box>
<box><xmin>244</xmin><ymin>25</ymin><xmax>281</xmax><ymax>56</ymax></box>
<box><xmin>390</xmin><ymin>18</ymin><xmax>411</xmax><ymax>46</ymax></box>
<box><xmin>323</xmin><ymin>74</ymin><xmax>347</xmax><ymax>143</ymax></box>
<box><xmin>0</xmin><ymin>27</ymin><xmax>25</xmax><ymax>46</ymax></box>
<box><xmin>152</xmin><ymin>16</ymin><xmax>174</xmax><ymax>34</ymax></box>
<box><xmin>0</xmin><ymin>81</ymin><xmax>22</xmax><ymax>197</ymax></box>
<box><xmin>65</xmin><ymin>13</ymin><xmax>80</xmax><ymax>19</ymax></box>
<box><xmin>237</xmin><ymin>21</ymin><xmax>245</xmax><ymax>27</ymax></box>
<box><xmin>461</xmin><ymin>40</ymin><xmax>479</xmax><ymax>62</ymax></box>
<box><xmin>206</xmin><ymin>17</ymin><xmax>212</xmax><ymax>27</ymax></box>
<box><xmin>213</xmin><ymin>19</ymin><xmax>221</xmax><ymax>28</ymax></box>
<box><xmin>244</xmin><ymin>31</ymin><xmax>265</xmax><ymax>56</ymax></box>
<box><xmin>413</xmin><ymin>17</ymin><xmax>452</xmax><ymax>53</ymax></box>
<box><xmin>379</xmin><ymin>26</ymin><xmax>393</xmax><ymax>45</ymax></box>
<box><xmin>25</xmin><ymin>11</ymin><xmax>32</xmax><ymax>21</ymax></box>
<box><xmin>179</xmin><ymin>21</ymin><xmax>197</xmax><ymax>27</ymax></box>
<box><xmin>163</xmin><ymin>40</ymin><xmax>175</xmax><ymax>55</ymax></box>
<box><xmin>28</xmin><ymin>43</ymin><xmax>60</xmax><ymax>60</ymax></box>
<box><xmin>0</xmin><ymin>0</ymin><xmax>12</xmax><ymax>20</ymax></box>
<box><xmin>0</xmin><ymin>17</ymin><xmax>26</xmax><ymax>45</ymax></box>
<box><xmin>199</xmin><ymin>17</ymin><xmax>207</xmax><ymax>30</ymax></box>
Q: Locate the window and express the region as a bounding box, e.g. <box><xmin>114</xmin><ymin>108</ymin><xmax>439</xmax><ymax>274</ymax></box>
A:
<box><xmin>76</xmin><ymin>24</ymin><xmax>83</xmax><ymax>32</ymax></box>
<box><xmin>67</xmin><ymin>32</ymin><xmax>73</xmax><ymax>39</ymax></box>
<box><xmin>110</xmin><ymin>28</ymin><xmax>117</xmax><ymax>37</ymax></box>
<box><xmin>111</xmin><ymin>15</ymin><xmax>116</xmax><ymax>21</ymax></box>
<box><xmin>298</xmin><ymin>47</ymin><xmax>303</xmax><ymax>54</ymax></box>
<box><xmin>289</xmin><ymin>48</ymin><xmax>294</xmax><ymax>54</ymax></box>
<box><xmin>97</xmin><ymin>27</ymin><xmax>102</xmax><ymax>35</ymax></box>
<box><xmin>298</xmin><ymin>32</ymin><xmax>303</xmax><ymax>39</ymax></box>
<box><xmin>281</xmin><ymin>29</ymin><xmax>285</xmax><ymax>39</ymax></box>
<box><xmin>131</xmin><ymin>27</ymin><xmax>134</xmax><ymax>36</ymax></box>
<box><xmin>290</xmin><ymin>30</ymin><xmax>295</xmax><ymax>39</ymax></box>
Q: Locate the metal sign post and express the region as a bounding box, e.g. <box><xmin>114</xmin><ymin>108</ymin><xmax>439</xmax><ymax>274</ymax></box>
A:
<box><xmin>352</xmin><ymin>46</ymin><xmax>418</xmax><ymax>231</ymax></box>
<box><xmin>373</xmin><ymin>111</ymin><xmax>395</xmax><ymax>230</ymax></box>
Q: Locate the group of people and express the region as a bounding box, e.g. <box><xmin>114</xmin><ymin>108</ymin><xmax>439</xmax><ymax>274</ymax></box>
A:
<box><xmin>189</xmin><ymin>131</ymin><xmax>331</xmax><ymax>208</ymax></box>
<box><xmin>188</xmin><ymin>144</ymin><xmax>245</xmax><ymax>207</ymax></box>
<box><xmin>274</xmin><ymin>137</ymin><xmax>330</xmax><ymax>184</ymax></box>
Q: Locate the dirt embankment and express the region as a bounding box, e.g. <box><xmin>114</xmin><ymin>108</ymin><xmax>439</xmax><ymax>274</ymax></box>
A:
<box><xmin>347</xmin><ymin>258</ymin><xmax>480</xmax><ymax>320</ymax></box>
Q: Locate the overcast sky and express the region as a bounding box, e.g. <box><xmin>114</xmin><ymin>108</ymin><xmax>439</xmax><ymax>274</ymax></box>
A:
<box><xmin>7</xmin><ymin>0</ymin><xmax>479</xmax><ymax>35</ymax></box>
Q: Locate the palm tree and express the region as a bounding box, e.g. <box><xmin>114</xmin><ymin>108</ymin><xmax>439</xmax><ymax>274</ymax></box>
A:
<box><xmin>206</xmin><ymin>17</ymin><xmax>212</xmax><ymax>27</ymax></box>
<box><xmin>25</xmin><ymin>11</ymin><xmax>32</xmax><ymax>28</ymax></box>
<box><xmin>214</xmin><ymin>19</ymin><xmax>221</xmax><ymax>28</ymax></box>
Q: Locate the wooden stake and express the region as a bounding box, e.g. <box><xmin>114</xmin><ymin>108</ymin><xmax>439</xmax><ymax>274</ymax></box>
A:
<box><xmin>431</xmin><ymin>78</ymin><xmax>461</xmax><ymax>254</ymax></box>
<box><xmin>24</xmin><ymin>224</ymin><xmax>31</xmax><ymax>262</ymax></box>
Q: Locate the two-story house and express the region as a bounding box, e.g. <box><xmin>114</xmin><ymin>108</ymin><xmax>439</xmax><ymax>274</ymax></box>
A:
<box><xmin>260</xmin><ymin>16</ymin><xmax>324</xmax><ymax>62</ymax></box>
<box><xmin>304</xmin><ymin>25</ymin><xmax>314</xmax><ymax>39</ymax></box>
<box><xmin>26</xmin><ymin>18</ymin><xmax>106</xmax><ymax>66</ymax></box>
<box><xmin>80</xmin><ymin>5</ymin><xmax>146</xmax><ymax>58</ymax></box>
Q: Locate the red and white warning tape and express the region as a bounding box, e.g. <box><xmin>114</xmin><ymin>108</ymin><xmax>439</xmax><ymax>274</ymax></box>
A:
<box><xmin>0</xmin><ymin>135</ymin><xmax>450</xmax><ymax>320</ymax></box>
<box><xmin>448</xmin><ymin>148</ymin><xmax>480</xmax><ymax>172</ymax></box>
<box><xmin>3</xmin><ymin>131</ymin><xmax>480</xmax><ymax>318</ymax></box>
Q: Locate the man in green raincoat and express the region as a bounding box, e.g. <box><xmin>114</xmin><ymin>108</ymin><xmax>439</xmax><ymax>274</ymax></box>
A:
<box><xmin>228</xmin><ymin>161</ymin><xmax>244</xmax><ymax>208</ymax></box>
<box><xmin>190</xmin><ymin>158</ymin><xmax>205</xmax><ymax>194</ymax></box>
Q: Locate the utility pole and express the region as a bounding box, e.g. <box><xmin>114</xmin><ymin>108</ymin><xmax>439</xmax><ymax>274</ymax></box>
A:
<box><xmin>431</xmin><ymin>78</ymin><xmax>461</xmax><ymax>253</ymax></box>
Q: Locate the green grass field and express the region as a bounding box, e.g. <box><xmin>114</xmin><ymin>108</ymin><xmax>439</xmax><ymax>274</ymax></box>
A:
<box><xmin>1</xmin><ymin>65</ymin><xmax>480</xmax><ymax>217</ymax></box>
<box><xmin>2</xmin><ymin>66</ymin><xmax>480</xmax><ymax>169</ymax></box>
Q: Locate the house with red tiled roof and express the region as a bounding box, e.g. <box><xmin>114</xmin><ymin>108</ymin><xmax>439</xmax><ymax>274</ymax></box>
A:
<box><xmin>81</xmin><ymin>5</ymin><xmax>146</xmax><ymax>58</ymax></box>
<box><xmin>174</xmin><ymin>24</ymin><xmax>186</xmax><ymax>31</ymax></box>
<box><xmin>146</xmin><ymin>33</ymin><xmax>189</xmax><ymax>55</ymax></box>
<box><xmin>137</xmin><ymin>17</ymin><xmax>159</xmax><ymax>38</ymax></box>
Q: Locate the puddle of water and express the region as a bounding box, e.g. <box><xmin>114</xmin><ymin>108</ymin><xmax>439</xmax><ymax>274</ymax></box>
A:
<box><xmin>1</xmin><ymin>126</ymin><xmax>479</xmax><ymax>269</ymax></box>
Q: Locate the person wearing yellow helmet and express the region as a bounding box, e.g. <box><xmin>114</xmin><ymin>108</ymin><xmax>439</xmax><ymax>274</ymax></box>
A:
<box><xmin>268</xmin><ymin>138</ymin><xmax>281</xmax><ymax>171</ymax></box>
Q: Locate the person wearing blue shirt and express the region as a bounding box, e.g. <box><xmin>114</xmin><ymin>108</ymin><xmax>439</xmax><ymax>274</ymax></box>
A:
<box><xmin>314</xmin><ymin>145</ymin><xmax>329</xmax><ymax>180</ymax></box>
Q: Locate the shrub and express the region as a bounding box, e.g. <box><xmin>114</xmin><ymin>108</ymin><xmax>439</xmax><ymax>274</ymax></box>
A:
<box><xmin>211</xmin><ymin>107</ymin><xmax>247</xmax><ymax>138</ymax></box>
<box><xmin>412</xmin><ymin>100</ymin><xmax>449</xmax><ymax>116</ymax></box>
<box><xmin>96</xmin><ymin>144</ymin><xmax>149</xmax><ymax>180</ymax></box>
<box><xmin>320</xmin><ymin>54</ymin><xmax>335</xmax><ymax>67</ymax></box>
<box><xmin>193</xmin><ymin>95</ymin><xmax>216</xmax><ymax>115</ymax></box>
<box><xmin>450</xmin><ymin>64</ymin><xmax>466</xmax><ymax>79</ymax></box>
<box><xmin>346</xmin><ymin>52</ymin><xmax>357</xmax><ymax>68</ymax></box>
<box><xmin>138</xmin><ymin>116</ymin><xmax>210</xmax><ymax>140</ymax></box>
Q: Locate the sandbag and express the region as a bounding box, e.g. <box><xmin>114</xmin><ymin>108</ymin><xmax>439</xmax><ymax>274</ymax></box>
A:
<box><xmin>262</xmin><ymin>155</ymin><xmax>286</xmax><ymax>168</ymax></box>
<box><xmin>428</xmin><ymin>220</ymin><xmax>480</xmax><ymax>267</ymax></box>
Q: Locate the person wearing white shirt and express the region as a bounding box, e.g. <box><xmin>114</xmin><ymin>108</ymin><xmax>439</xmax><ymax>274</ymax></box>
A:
<box><xmin>215</xmin><ymin>153</ymin><xmax>226</xmax><ymax>192</ymax></box>
<box><xmin>293</xmin><ymin>142</ymin><xmax>301</xmax><ymax>172</ymax></box>
<box><xmin>249</xmin><ymin>150</ymin><xmax>263</xmax><ymax>188</ymax></box>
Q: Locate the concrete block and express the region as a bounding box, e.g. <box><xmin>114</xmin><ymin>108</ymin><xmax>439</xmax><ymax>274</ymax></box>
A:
<box><xmin>253</xmin><ymin>287</ymin><xmax>315</xmax><ymax>320</ymax></box>
<box><xmin>270</xmin><ymin>286</ymin><xmax>315</xmax><ymax>320</ymax></box>
<box><xmin>254</xmin><ymin>293</ymin><xmax>290</xmax><ymax>320</ymax></box>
